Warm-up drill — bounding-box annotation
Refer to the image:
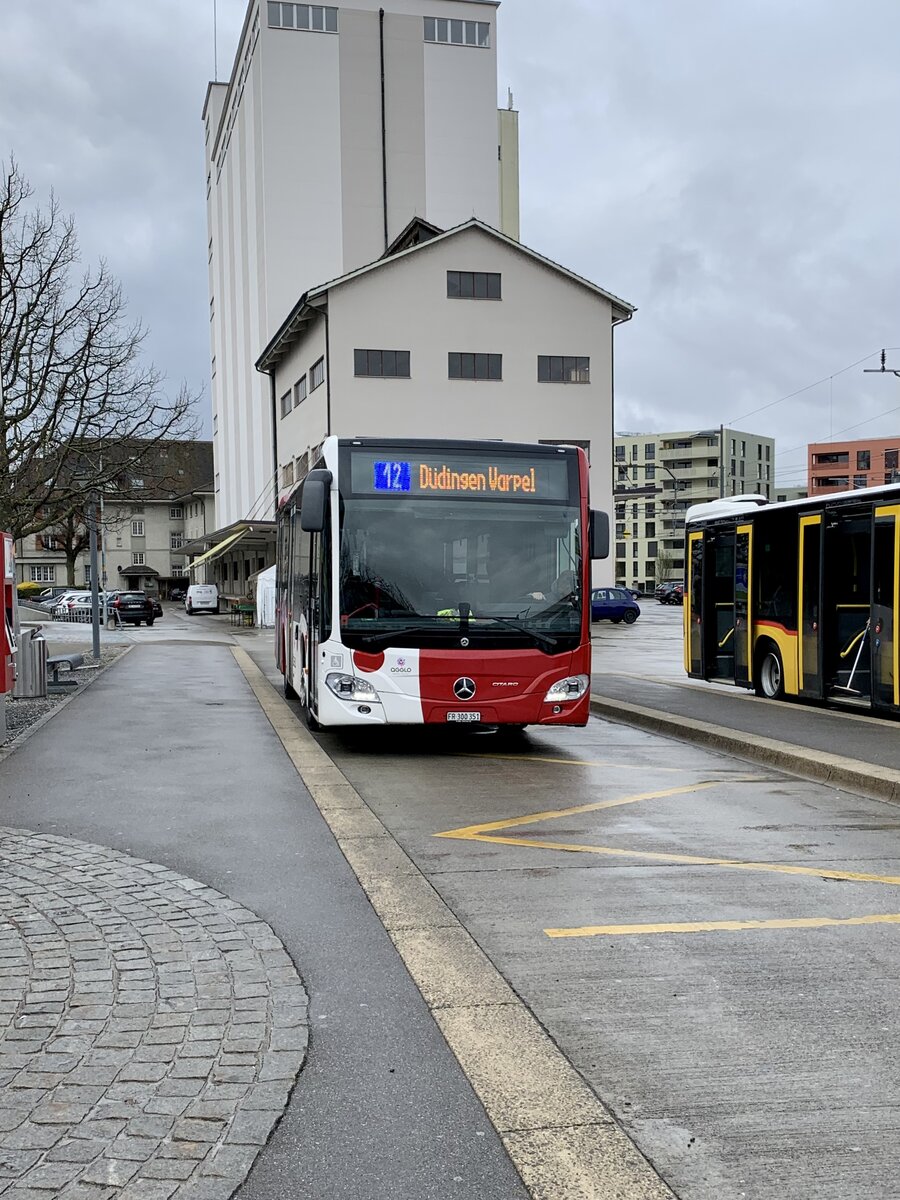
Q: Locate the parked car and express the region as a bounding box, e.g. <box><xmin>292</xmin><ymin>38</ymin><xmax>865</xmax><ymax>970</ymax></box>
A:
<box><xmin>185</xmin><ymin>583</ymin><xmax>219</xmax><ymax>615</ymax></box>
<box><xmin>590</xmin><ymin>587</ymin><xmax>640</xmax><ymax>624</ymax></box>
<box><xmin>658</xmin><ymin>582</ymin><xmax>684</xmax><ymax>606</ymax></box>
<box><xmin>35</xmin><ymin>586</ymin><xmax>70</xmax><ymax>605</ymax></box>
<box><xmin>110</xmin><ymin>591</ymin><xmax>155</xmax><ymax>626</ymax></box>
<box><xmin>170</xmin><ymin>588</ymin><xmax>186</xmax><ymax>602</ymax></box>
<box><xmin>52</xmin><ymin>592</ymin><xmax>93</xmax><ymax>620</ymax></box>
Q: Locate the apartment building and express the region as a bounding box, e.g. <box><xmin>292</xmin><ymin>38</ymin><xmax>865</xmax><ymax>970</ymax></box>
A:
<box><xmin>613</xmin><ymin>427</ymin><xmax>775</xmax><ymax>593</ymax></box>
<box><xmin>204</xmin><ymin>0</ymin><xmax>519</xmax><ymax>530</ymax></box>
<box><xmin>808</xmin><ymin>436</ymin><xmax>900</xmax><ymax>494</ymax></box>
<box><xmin>774</xmin><ymin>485</ymin><xmax>808</xmax><ymax>504</ymax></box>
<box><xmin>15</xmin><ymin>443</ymin><xmax>214</xmax><ymax>597</ymax></box>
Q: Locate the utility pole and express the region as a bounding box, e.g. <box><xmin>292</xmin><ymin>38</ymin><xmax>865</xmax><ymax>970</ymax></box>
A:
<box><xmin>89</xmin><ymin>496</ymin><xmax>101</xmax><ymax>661</ymax></box>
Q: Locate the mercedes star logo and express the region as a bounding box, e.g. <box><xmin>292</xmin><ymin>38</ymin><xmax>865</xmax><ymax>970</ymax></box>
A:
<box><xmin>453</xmin><ymin>677</ymin><xmax>477</xmax><ymax>700</ymax></box>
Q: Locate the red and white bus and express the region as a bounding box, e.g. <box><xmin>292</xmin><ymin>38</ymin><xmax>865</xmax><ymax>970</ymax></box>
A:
<box><xmin>275</xmin><ymin>437</ymin><xmax>609</xmax><ymax>729</ymax></box>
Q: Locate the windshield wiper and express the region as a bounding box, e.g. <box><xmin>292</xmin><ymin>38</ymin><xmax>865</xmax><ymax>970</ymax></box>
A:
<box><xmin>483</xmin><ymin>615</ymin><xmax>557</xmax><ymax>650</ymax></box>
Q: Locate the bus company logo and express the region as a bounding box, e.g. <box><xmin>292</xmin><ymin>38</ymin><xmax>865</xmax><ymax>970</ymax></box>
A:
<box><xmin>492</xmin><ymin>681</ymin><xmax>519</xmax><ymax>688</ymax></box>
<box><xmin>453</xmin><ymin>677</ymin><xmax>477</xmax><ymax>700</ymax></box>
<box><xmin>390</xmin><ymin>656</ymin><xmax>412</xmax><ymax>674</ymax></box>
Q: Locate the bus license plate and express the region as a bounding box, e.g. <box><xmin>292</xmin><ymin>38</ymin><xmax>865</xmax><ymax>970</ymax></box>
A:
<box><xmin>447</xmin><ymin>711</ymin><xmax>481</xmax><ymax>723</ymax></box>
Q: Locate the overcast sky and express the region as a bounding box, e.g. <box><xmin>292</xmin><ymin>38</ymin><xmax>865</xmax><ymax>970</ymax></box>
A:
<box><xmin>3</xmin><ymin>0</ymin><xmax>899</xmax><ymax>489</ymax></box>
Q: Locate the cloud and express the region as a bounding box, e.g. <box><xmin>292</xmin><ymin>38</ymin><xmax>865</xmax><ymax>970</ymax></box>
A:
<box><xmin>4</xmin><ymin>0</ymin><xmax>899</xmax><ymax>482</ymax></box>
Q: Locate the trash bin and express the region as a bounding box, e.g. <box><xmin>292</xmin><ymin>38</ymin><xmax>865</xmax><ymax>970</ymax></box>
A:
<box><xmin>13</xmin><ymin>628</ymin><xmax>48</xmax><ymax>699</ymax></box>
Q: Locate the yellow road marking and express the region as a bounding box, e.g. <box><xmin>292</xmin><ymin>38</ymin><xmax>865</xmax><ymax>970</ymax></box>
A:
<box><xmin>545</xmin><ymin>913</ymin><xmax>900</xmax><ymax>938</ymax></box>
<box><xmin>458</xmin><ymin>832</ymin><xmax>900</xmax><ymax>887</ymax></box>
<box><xmin>436</xmin><ymin>777</ymin><xmax>764</xmax><ymax>841</ymax></box>
<box><xmin>434</xmin><ymin>779</ymin><xmax>760</xmax><ymax>840</ymax></box>
<box><xmin>453</xmin><ymin>752</ymin><xmax>687</xmax><ymax>773</ymax></box>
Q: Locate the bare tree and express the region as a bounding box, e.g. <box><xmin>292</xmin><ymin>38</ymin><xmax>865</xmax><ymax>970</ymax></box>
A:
<box><xmin>654</xmin><ymin>546</ymin><xmax>675</xmax><ymax>587</ymax></box>
<box><xmin>0</xmin><ymin>158</ymin><xmax>200</xmax><ymax>541</ymax></box>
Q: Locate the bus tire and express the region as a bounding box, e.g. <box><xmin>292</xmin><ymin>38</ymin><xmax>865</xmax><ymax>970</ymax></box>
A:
<box><xmin>303</xmin><ymin>702</ymin><xmax>320</xmax><ymax>732</ymax></box>
<box><xmin>755</xmin><ymin>645</ymin><xmax>785</xmax><ymax>700</ymax></box>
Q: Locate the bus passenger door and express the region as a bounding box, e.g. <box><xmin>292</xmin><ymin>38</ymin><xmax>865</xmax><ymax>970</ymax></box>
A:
<box><xmin>686</xmin><ymin>531</ymin><xmax>705</xmax><ymax>677</ymax></box>
<box><xmin>734</xmin><ymin>525</ymin><xmax>752</xmax><ymax>687</ymax></box>
<box><xmin>872</xmin><ymin>506</ymin><xmax>900</xmax><ymax>711</ymax></box>
<box><xmin>798</xmin><ymin>515</ymin><xmax>823</xmax><ymax>699</ymax></box>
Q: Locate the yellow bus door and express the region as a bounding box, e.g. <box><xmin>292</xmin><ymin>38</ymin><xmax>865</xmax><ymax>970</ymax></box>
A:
<box><xmin>734</xmin><ymin>525</ymin><xmax>752</xmax><ymax>687</ymax></box>
<box><xmin>687</xmin><ymin>531</ymin><xmax>704</xmax><ymax>677</ymax></box>
<box><xmin>872</xmin><ymin>506</ymin><xmax>900</xmax><ymax>711</ymax></box>
<box><xmin>798</xmin><ymin>515</ymin><xmax>823</xmax><ymax>699</ymax></box>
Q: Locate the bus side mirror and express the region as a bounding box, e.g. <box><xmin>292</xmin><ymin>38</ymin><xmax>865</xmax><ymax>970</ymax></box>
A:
<box><xmin>300</xmin><ymin>470</ymin><xmax>333</xmax><ymax>532</ymax></box>
<box><xmin>590</xmin><ymin>510</ymin><xmax>609</xmax><ymax>560</ymax></box>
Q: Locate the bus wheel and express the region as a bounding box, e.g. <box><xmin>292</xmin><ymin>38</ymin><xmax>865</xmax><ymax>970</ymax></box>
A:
<box><xmin>756</xmin><ymin>647</ymin><xmax>785</xmax><ymax>699</ymax></box>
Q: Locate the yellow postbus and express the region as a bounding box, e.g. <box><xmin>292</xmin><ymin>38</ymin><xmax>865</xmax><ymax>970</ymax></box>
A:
<box><xmin>683</xmin><ymin>484</ymin><xmax>900</xmax><ymax>713</ymax></box>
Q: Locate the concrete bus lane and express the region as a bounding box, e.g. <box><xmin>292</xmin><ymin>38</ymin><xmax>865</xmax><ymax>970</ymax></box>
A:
<box><xmin>314</xmin><ymin>713</ymin><xmax>900</xmax><ymax>1200</ymax></box>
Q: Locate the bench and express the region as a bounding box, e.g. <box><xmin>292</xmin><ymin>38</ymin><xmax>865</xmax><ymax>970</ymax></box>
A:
<box><xmin>47</xmin><ymin>653</ymin><xmax>85</xmax><ymax>691</ymax></box>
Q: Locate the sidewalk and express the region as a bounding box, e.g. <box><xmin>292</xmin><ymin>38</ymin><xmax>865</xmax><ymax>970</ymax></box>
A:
<box><xmin>0</xmin><ymin>642</ymin><xmax>527</xmax><ymax>1199</ymax></box>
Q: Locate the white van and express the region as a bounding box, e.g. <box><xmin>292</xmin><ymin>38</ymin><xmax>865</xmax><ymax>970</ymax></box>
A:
<box><xmin>185</xmin><ymin>583</ymin><xmax>219</xmax><ymax>615</ymax></box>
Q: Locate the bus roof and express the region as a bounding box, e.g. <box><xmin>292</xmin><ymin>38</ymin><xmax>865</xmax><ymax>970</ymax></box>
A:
<box><xmin>686</xmin><ymin>481</ymin><xmax>900</xmax><ymax>525</ymax></box>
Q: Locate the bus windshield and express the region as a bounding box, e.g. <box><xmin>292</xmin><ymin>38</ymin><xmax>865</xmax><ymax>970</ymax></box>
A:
<box><xmin>339</xmin><ymin>496</ymin><xmax>582</xmax><ymax>648</ymax></box>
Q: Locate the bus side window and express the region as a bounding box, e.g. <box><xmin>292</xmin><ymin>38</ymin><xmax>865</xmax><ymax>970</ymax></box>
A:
<box><xmin>292</xmin><ymin>512</ymin><xmax>311</xmax><ymax>611</ymax></box>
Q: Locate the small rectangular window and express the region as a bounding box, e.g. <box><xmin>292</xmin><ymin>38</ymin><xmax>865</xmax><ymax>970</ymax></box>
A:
<box><xmin>131</xmin><ymin>521</ymin><xmax>145</xmax><ymax>537</ymax></box>
<box><xmin>477</xmin><ymin>22</ymin><xmax>490</xmax><ymax>46</ymax></box>
<box><xmin>281</xmin><ymin>390</ymin><xmax>292</xmax><ymax>418</ymax></box>
<box><xmin>857</xmin><ymin>449</ymin><xmax>871</xmax><ymax>470</ymax></box>
<box><xmin>424</xmin><ymin>16</ymin><xmax>436</xmax><ymax>40</ymax></box>
<box><xmin>537</xmin><ymin>356</ymin><xmax>590</xmax><ymax>383</ymax></box>
<box><xmin>450</xmin><ymin>19</ymin><xmax>463</xmax><ymax>43</ymax></box>
<box><xmin>614</xmin><ymin>446</ymin><xmax>626</xmax><ymax>462</ymax></box>
<box><xmin>311</xmin><ymin>6</ymin><xmax>324</xmax><ymax>31</ymax></box>
<box><xmin>294</xmin><ymin>375</ymin><xmax>307</xmax><ymax>407</ymax></box>
<box><xmin>170</xmin><ymin>507</ymin><xmax>183</xmax><ymax>520</ymax></box>
<box><xmin>280</xmin><ymin>2</ymin><xmax>295</xmax><ymax>28</ymax></box>
<box><xmin>170</xmin><ymin>534</ymin><xmax>184</xmax><ymax>550</ymax></box>
<box><xmin>645</xmin><ymin>443</ymin><xmax>655</xmax><ymax>459</ymax></box>
<box><xmin>310</xmin><ymin>357</ymin><xmax>325</xmax><ymax>391</ymax></box>
<box><xmin>132</xmin><ymin>552</ymin><xmax>145</xmax><ymax>566</ymax></box>
<box><xmin>448</xmin><ymin>352</ymin><xmax>501</xmax><ymax>381</ymax></box>
<box><xmin>354</xmin><ymin>350</ymin><xmax>411</xmax><ymax>378</ymax></box>
<box><xmin>447</xmin><ymin>271</ymin><xmax>501</xmax><ymax>300</ymax></box>
<box><xmin>436</xmin><ymin>17</ymin><xmax>449</xmax><ymax>42</ymax></box>
<box><xmin>281</xmin><ymin>462</ymin><xmax>295</xmax><ymax>489</ymax></box>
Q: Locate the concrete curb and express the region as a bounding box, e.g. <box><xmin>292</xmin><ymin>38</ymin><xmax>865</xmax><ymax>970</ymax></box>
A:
<box><xmin>233</xmin><ymin>647</ymin><xmax>677</xmax><ymax>1200</ymax></box>
<box><xmin>590</xmin><ymin>694</ymin><xmax>900</xmax><ymax>805</ymax></box>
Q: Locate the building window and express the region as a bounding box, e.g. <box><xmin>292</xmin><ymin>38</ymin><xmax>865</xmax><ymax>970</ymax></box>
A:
<box><xmin>424</xmin><ymin>17</ymin><xmax>490</xmax><ymax>47</ymax></box>
<box><xmin>170</xmin><ymin>535</ymin><xmax>184</xmax><ymax>550</ymax></box>
<box><xmin>765</xmin><ymin>445</ymin><xmax>771</xmax><ymax>462</ymax></box>
<box><xmin>170</xmin><ymin>506</ymin><xmax>183</xmax><ymax>520</ymax></box>
<box><xmin>448</xmin><ymin>352</ymin><xmax>502</xmax><ymax>381</ymax></box>
<box><xmin>131</xmin><ymin>478</ymin><xmax>144</xmax><ymax>489</ymax></box>
<box><xmin>886</xmin><ymin>449</ymin><xmax>899</xmax><ymax>471</ymax></box>
<box><xmin>354</xmin><ymin>350</ymin><xmax>411</xmax><ymax>378</ymax></box>
<box><xmin>615</xmin><ymin>542</ymin><xmax>626</xmax><ymax>559</ymax></box>
<box><xmin>132</xmin><ymin>552</ymin><xmax>145</xmax><ymax>566</ymax></box>
<box><xmin>84</xmin><ymin>565</ymin><xmax>92</xmax><ymax>585</ymax></box>
<box><xmin>172</xmin><ymin>566</ymin><xmax>188</xmax><ymax>577</ymax></box>
<box><xmin>447</xmin><ymin>271</ymin><xmax>501</xmax><ymax>300</ymax></box>
<box><xmin>268</xmin><ymin>3</ymin><xmax>338</xmax><ymax>33</ymax></box>
<box><xmin>853</xmin><ymin>474</ymin><xmax>867</xmax><ymax>489</ymax></box>
<box><xmin>280</xmin><ymin>390</ymin><xmax>292</xmax><ymax>418</ymax></box>
<box><xmin>131</xmin><ymin>520</ymin><xmax>145</xmax><ymax>537</ymax></box>
<box><xmin>645</xmin><ymin>443</ymin><xmax>656</xmax><ymax>459</ymax></box>
<box><xmin>739</xmin><ymin>462</ymin><xmax>745</xmax><ymax>478</ymax></box>
<box><xmin>615</xmin><ymin>445</ymin><xmax>625</xmax><ymax>462</ymax></box>
<box><xmin>645</xmin><ymin>523</ymin><xmax>656</xmax><ymax>538</ymax></box>
<box><xmin>645</xmin><ymin>465</ymin><xmax>655</xmax><ymax>480</ymax></box>
<box><xmin>310</xmin><ymin>357</ymin><xmax>325</xmax><ymax>391</ymax></box>
<box><xmin>857</xmin><ymin>449</ymin><xmax>871</xmax><ymax>470</ymax></box>
<box><xmin>30</xmin><ymin>565</ymin><xmax>56</xmax><ymax>583</ymax></box>
<box><xmin>294</xmin><ymin>375</ymin><xmax>307</xmax><ymax>407</ymax></box>
<box><xmin>537</xmin><ymin>356</ymin><xmax>590</xmax><ymax>383</ymax></box>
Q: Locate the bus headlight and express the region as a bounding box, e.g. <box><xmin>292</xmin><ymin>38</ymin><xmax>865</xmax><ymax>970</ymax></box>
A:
<box><xmin>543</xmin><ymin>675</ymin><xmax>590</xmax><ymax>702</ymax></box>
<box><xmin>325</xmin><ymin>673</ymin><xmax>380</xmax><ymax>702</ymax></box>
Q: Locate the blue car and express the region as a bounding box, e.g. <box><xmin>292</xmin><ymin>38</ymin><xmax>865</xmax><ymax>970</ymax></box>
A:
<box><xmin>591</xmin><ymin>587</ymin><xmax>640</xmax><ymax>624</ymax></box>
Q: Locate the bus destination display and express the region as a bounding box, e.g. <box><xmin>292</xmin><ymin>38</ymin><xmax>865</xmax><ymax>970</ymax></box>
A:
<box><xmin>353</xmin><ymin>450</ymin><xmax>571</xmax><ymax>501</ymax></box>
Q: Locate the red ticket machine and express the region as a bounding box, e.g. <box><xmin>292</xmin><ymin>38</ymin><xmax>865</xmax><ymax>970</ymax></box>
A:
<box><xmin>1</xmin><ymin>533</ymin><xmax>16</xmax><ymax>696</ymax></box>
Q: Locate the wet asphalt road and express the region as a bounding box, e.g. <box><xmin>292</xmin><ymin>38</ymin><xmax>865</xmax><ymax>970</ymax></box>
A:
<box><xmin>0</xmin><ymin>642</ymin><xmax>528</xmax><ymax>1200</ymax></box>
<box><xmin>6</xmin><ymin>614</ymin><xmax>900</xmax><ymax>1199</ymax></box>
<box><xmin>314</xmin><ymin>705</ymin><xmax>900</xmax><ymax>1200</ymax></box>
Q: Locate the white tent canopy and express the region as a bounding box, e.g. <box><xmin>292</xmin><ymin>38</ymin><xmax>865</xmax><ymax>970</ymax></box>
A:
<box><xmin>254</xmin><ymin>564</ymin><xmax>277</xmax><ymax>628</ymax></box>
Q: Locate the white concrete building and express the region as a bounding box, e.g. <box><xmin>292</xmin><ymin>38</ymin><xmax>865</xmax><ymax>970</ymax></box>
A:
<box><xmin>256</xmin><ymin>219</ymin><xmax>634</xmax><ymax>582</ymax></box>
<box><xmin>204</xmin><ymin>0</ymin><xmax>519</xmax><ymax>529</ymax></box>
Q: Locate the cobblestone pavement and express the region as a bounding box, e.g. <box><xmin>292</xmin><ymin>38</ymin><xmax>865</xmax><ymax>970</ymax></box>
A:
<box><xmin>0</xmin><ymin>829</ymin><xmax>308</xmax><ymax>1199</ymax></box>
